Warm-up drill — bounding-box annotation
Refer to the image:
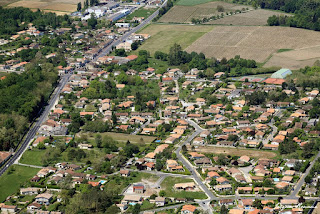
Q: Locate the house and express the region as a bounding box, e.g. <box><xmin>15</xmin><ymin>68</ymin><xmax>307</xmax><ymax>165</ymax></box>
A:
<box><xmin>216</xmin><ymin>177</ymin><xmax>230</xmax><ymax>185</ymax></box>
<box><xmin>133</xmin><ymin>184</ymin><xmax>144</xmax><ymax>194</ymax></box>
<box><xmin>181</xmin><ymin>205</ymin><xmax>197</xmax><ymax>214</ymax></box>
<box><xmin>155</xmin><ymin>197</ymin><xmax>165</xmax><ymax>206</ymax></box>
<box><xmin>174</xmin><ymin>182</ymin><xmax>196</xmax><ymax>191</ymax></box>
<box><xmin>27</xmin><ymin>202</ymin><xmax>42</xmax><ymax>212</ymax></box>
<box><xmin>121</xmin><ymin>195</ymin><xmax>143</xmax><ymax>205</ymax></box>
<box><xmin>214</xmin><ymin>184</ymin><xmax>232</xmax><ymax>192</ymax></box>
<box><xmin>78</xmin><ymin>143</ymin><xmax>93</xmax><ymax>149</ymax></box>
<box><xmin>0</xmin><ymin>204</ymin><xmax>17</xmax><ymax>213</ymax></box>
<box><xmin>219</xmin><ymin>199</ymin><xmax>234</xmax><ymax>206</ymax></box>
<box><xmin>237</xmin><ymin>187</ymin><xmax>252</xmax><ymax>194</ymax></box>
<box><xmin>20</xmin><ymin>187</ymin><xmax>42</xmax><ymax>195</ymax></box>
<box><xmin>194</xmin><ymin>157</ymin><xmax>212</xmax><ymax>167</ymax></box>
<box><xmin>239</xmin><ymin>199</ymin><xmax>253</xmax><ymax>209</ymax></box>
<box><xmin>120</xmin><ymin>169</ymin><xmax>130</xmax><ymax>177</ymax></box>
<box><xmin>35</xmin><ymin>193</ymin><xmax>53</xmax><ymax>205</ymax></box>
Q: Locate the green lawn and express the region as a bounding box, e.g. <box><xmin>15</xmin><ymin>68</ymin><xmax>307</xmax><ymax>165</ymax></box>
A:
<box><xmin>20</xmin><ymin>149</ymin><xmax>44</xmax><ymax>166</ymax></box>
<box><xmin>0</xmin><ymin>72</ymin><xmax>7</xmax><ymax>77</ymax></box>
<box><xmin>161</xmin><ymin>177</ymin><xmax>207</xmax><ymax>199</ymax></box>
<box><xmin>176</xmin><ymin>0</ymin><xmax>215</xmax><ymax>6</ymax></box>
<box><xmin>0</xmin><ymin>165</ymin><xmax>39</xmax><ymax>202</ymax></box>
<box><xmin>126</xmin><ymin>7</ymin><xmax>156</xmax><ymax>20</ymax></box>
<box><xmin>137</xmin><ymin>24</ymin><xmax>213</xmax><ymax>55</ymax></box>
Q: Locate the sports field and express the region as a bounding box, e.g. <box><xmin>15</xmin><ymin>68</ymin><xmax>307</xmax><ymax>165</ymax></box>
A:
<box><xmin>137</xmin><ymin>24</ymin><xmax>213</xmax><ymax>54</ymax></box>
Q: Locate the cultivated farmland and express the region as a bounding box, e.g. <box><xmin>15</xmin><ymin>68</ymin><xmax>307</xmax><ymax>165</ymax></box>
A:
<box><xmin>185</xmin><ymin>25</ymin><xmax>320</xmax><ymax>69</ymax></box>
<box><xmin>207</xmin><ymin>9</ymin><xmax>292</xmax><ymax>26</ymax></box>
<box><xmin>159</xmin><ymin>1</ymin><xmax>252</xmax><ymax>23</ymax></box>
<box><xmin>137</xmin><ymin>24</ymin><xmax>213</xmax><ymax>55</ymax></box>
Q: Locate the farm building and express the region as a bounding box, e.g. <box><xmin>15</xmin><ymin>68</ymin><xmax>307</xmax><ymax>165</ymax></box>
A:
<box><xmin>271</xmin><ymin>68</ymin><xmax>292</xmax><ymax>79</ymax></box>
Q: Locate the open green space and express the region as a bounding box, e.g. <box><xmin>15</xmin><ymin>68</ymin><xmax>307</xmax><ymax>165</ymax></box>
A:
<box><xmin>137</xmin><ymin>24</ymin><xmax>213</xmax><ymax>55</ymax></box>
<box><xmin>177</xmin><ymin>0</ymin><xmax>215</xmax><ymax>6</ymax></box>
<box><xmin>103</xmin><ymin>172</ymin><xmax>159</xmax><ymax>195</ymax></box>
<box><xmin>161</xmin><ymin>177</ymin><xmax>207</xmax><ymax>199</ymax></box>
<box><xmin>79</xmin><ymin>132</ymin><xmax>156</xmax><ymax>144</ymax></box>
<box><xmin>0</xmin><ymin>165</ymin><xmax>39</xmax><ymax>202</ymax></box>
<box><xmin>126</xmin><ymin>7</ymin><xmax>156</xmax><ymax>20</ymax></box>
<box><xmin>20</xmin><ymin>149</ymin><xmax>44</xmax><ymax>166</ymax></box>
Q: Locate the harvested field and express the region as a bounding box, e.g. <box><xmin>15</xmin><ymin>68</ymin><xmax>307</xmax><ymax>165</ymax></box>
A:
<box><xmin>207</xmin><ymin>9</ymin><xmax>292</xmax><ymax>26</ymax></box>
<box><xmin>0</xmin><ymin>0</ymin><xmax>19</xmax><ymax>6</ymax></box>
<box><xmin>6</xmin><ymin>0</ymin><xmax>83</xmax><ymax>13</ymax></box>
<box><xmin>159</xmin><ymin>1</ymin><xmax>252</xmax><ymax>23</ymax></box>
<box><xmin>137</xmin><ymin>24</ymin><xmax>213</xmax><ymax>55</ymax></box>
<box><xmin>186</xmin><ymin>25</ymin><xmax>320</xmax><ymax>69</ymax></box>
<box><xmin>191</xmin><ymin>145</ymin><xmax>277</xmax><ymax>159</ymax></box>
<box><xmin>42</xmin><ymin>3</ymin><xmax>76</xmax><ymax>12</ymax></box>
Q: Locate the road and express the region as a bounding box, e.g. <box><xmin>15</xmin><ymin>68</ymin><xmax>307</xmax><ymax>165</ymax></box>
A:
<box><xmin>175</xmin><ymin>120</ymin><xmax>217</xmax><ymax>213</ymax></box>
<box><xmin>288</xmin><ymin>151</ymin><xmax>320</xmax><ymax>199</ymax></box>
<box><xmin>0</xmin><ymin>74</ymin><xmax>71</xmax><ymax>177</ymax></box>
<box><xmin>95</xmin><ymin>0</ymin><xmax>168</xmax><ymax>61</ymax></box>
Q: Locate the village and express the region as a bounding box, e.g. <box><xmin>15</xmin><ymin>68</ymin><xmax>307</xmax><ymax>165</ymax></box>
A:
<box><xmin>0</xmin><ymin>0</ymin><xmax>320</xmax><ymax>213</ymax></box>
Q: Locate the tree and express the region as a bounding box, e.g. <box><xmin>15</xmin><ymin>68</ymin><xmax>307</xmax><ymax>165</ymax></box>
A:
<box><xmin>220</xmin><ymin>205</ymin><xmax>228</xmax><ymax>214</ymax></box>
<box><xmin>95</xmin><ymin>134</ymin><xmax>102</xmax><ymax>148</ymax></box>
<box><xmin>155</xmin><ymin>160</ymin><xmax>163</xmax><ymax>171</ymax></box>
<box><xmin>217</xmin><ymin>5</ymin><xmax>225</xmax><ymax>12</ymax></box>
<box><xmin>132</xmin><ymin>204</ymin><xmax>141</xmax><ymax>214</ymax></box>
<box><xmin>159</xmin><ymin>190</ymin><xmax>166</xmax><ymax>197</ymax></box>
<box><xmin>168</xmin><ymin>43</ymin><xmax>183</xmax><ymax>65</ymax></box>
<box><xmin>77</xmin><ymin>2</ymin><xmax>81</xmax><ymax>11</ymax></box>
<box><xmin>112</xmin><ymin>112</ymin><xmax>117</xmax><ymax>125</ymax></box>
<box><xmin>131</xmin><ymin>41</ymin><xmax>140</xmax><ymax>50</ymax></box>
<box><xmin>115</xmin><ymin>48</ymin><xmax>127</xmax><ymax>57</ymax></box>
<box><xmin>88</xmin><ymin>14</ymin><xmax>97</xmax><ymax>29</ymax></box>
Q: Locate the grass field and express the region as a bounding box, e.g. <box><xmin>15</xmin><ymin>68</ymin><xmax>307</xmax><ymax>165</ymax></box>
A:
<box><xmin>137</xmin><ymin>24</ymin><xmax>213</xmax><ymax>55</ymax></box>
<box><xmin>0</xmin><ymin>165</ymin><xmax>39</xmax><ymax>202</ymax></box>
<box><xmin>126</xmin><ymin>7</ymin><xmax>156</xmax><ymax>20</ymax></box>
<box><xmin>161</xmin><ymin>177</ymin><xmax>207</xmax><ymax>199</ymax></box>
<box><xmin>185</xmin><ymin>25</ymin><xmax>320</xmax><ymax>69</ymax></box>
<box><xmin>20</xmin><ymin>149</ymin><xmax>44</xmax><ymax>166</ymax></box>
<box><xmin>191</xmin><ymin>146</ymin><xmax>277</xmax><ymax>159</ymax></box>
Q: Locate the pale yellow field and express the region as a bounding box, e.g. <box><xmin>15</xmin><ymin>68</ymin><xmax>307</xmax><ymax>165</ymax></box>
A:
<box><xmin>6</xmin><ymin>0</ymin><xmax>83</xmax><ymax>13</ymax></box>
<box><xmin>185</xmin><ymin>25</ymin><xmax>320</xmax><ymax>69</ymax></box>
<box><xmin>159</xmin><ymin>1</ymin><xmax>253</xmax><ymax>23</ymax></box>
<box><xmin>207</xmin><ymin>9</ymin><xmax>292</xmax><ymax>26</ymax></box>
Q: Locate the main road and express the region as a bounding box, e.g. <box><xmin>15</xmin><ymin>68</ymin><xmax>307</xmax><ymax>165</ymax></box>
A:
<box><xmin>0</xmin><ymin>74</ymin><xmax>71</xmax><ymax>177</ymax></box>
<box><xmin>94</xmin><ymin>0</ymin><xmax>168</xmax><ymax>61</ymax></box>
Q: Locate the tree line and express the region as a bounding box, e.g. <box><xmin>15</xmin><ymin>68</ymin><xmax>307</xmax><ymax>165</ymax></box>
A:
<box><xmin>0</xmin><ymin>7</ymin><xmax>72</xmax><ymax>37</ymax></box>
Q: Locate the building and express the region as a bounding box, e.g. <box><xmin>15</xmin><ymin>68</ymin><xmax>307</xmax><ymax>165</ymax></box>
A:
<box><xmin>133</xmin><ymin>184</ymin><xmax>144</xmax><ymax>194</ymax></box>
<box><xmin>35</xmin><ymin>193</ymin><xmax>53</xmax><ymax>205</ymax></box>
<box><xmin>181</xmin><ymin>204</ymin><xmax>197</xmax><ymax>214</ymax></box>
